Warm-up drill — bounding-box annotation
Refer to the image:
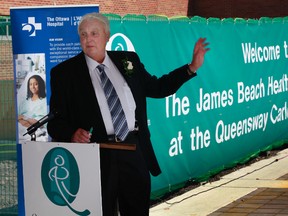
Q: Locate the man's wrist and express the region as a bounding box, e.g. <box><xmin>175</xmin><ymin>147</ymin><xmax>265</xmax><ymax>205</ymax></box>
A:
<box><xmin>187</xmin><ymin>64</ymin><xmax>196</xmax><ymax>75</ymax></box>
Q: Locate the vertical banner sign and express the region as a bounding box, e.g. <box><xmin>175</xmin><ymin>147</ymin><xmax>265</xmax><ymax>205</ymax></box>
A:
<box><xmin>10</xmin><ymin>5</ymin><xmax>100</xmax><ymax>215</ymax></box>
<box><xmin>11</xmin><ymin>5</ymin><xmax>98</xmax><ymax>143</ymax></box>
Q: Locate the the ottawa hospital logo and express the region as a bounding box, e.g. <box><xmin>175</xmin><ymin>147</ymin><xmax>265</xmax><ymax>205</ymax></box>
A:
<box><xmin>41</xmin><ymin>147</ymin><xmax>90</xmax><ymax>215</ymax></box>
<box><xmin>22</xmin><ymin>17</ymin><xmax>42</xmax><ymax>37</ymax></box>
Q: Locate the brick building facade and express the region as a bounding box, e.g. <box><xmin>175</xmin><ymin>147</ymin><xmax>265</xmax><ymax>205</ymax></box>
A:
<box><xmin>1</xmin><ymin>0</ymin><xmax>189</xmax><ymax>17</ymax></box>
<box><xmin>1</xmin><ymin>0</ymin><xmax>287</xmax><ymax>18</ymax></box>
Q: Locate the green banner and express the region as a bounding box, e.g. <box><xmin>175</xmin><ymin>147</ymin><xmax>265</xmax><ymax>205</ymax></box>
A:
<box><xmin>106</xmin><ymin>15</ymin><xmax>288</xmax><ymax>199</ymax></box>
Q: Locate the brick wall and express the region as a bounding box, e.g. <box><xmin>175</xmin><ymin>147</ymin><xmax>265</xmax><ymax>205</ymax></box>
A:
<box><xmin>1</xmin><ymin>0</ymin><xmax>189</xmax><ymax>17</ymax></box>
<box><xmin>0</xmin><ymin>41</ymin><xmax>13</xmax><ymax>80</ymax></box>
<box><xmin>2</xmin><ymin>0</ymin><xmax>287</xmax><ymax>18</ymax></box>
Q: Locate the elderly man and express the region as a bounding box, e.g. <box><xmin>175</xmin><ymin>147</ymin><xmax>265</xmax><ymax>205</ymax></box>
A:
<box><xmin>48</xmin><ymin>12</ymin><xmax>209</xmax><ymax>216</ymax></box>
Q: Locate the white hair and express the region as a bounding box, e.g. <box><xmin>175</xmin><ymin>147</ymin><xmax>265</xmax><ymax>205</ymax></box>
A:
<box><xmin>78</xmin><ymin>12</ymin><xmax>110</xmax><ymax>35</ymax></box>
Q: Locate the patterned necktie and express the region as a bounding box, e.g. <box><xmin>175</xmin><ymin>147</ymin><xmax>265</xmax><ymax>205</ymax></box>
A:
<box><xmin>97</xmin><ymin>64</ymin><xmax>129</xmax><ymax>141</ymax></box>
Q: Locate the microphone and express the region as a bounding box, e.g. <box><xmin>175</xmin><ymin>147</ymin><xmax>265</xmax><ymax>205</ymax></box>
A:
<box><xmin>23</xmin><ymin>110</ymin><xmax>58</xmax><ymax>136</ymax></box>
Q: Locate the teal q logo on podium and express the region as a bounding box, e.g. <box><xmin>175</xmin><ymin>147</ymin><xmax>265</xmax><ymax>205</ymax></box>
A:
<box><xmin>41</xmin><ymin>147</ymin><xmax>90</xmax><ymax>216</ymax></box>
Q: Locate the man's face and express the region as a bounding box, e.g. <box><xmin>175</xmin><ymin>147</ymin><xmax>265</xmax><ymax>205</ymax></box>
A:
<box><xmin>79</xmin><ymin>18</ymin><xmax>109</xmax><ymax>62</ymax></box>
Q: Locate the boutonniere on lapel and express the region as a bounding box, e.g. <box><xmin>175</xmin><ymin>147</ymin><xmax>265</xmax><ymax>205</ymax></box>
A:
<box><xmin>122</xmin><ymin>57</ymin><xmax>134</xmax><ymax>77</ymax></box>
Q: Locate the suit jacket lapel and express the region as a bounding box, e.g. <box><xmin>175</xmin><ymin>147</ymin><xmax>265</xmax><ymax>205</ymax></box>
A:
<box><xmin>107</xmin><ymin>51</ymin><xmax>136</xmax><ymax>89</ymax></box>
<box><xmin>108</xmin><ymin>51</ymin><xmax>126</xmax><ymax>75</ymax></box>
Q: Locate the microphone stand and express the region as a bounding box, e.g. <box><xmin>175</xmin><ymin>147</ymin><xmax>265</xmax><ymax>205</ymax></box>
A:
<box><xmin>23</xmin><ymin>111</ymin><xmax>57</xmax><ymax>141</ymax></box>
<box><xmin>24</xmin><ymin>126</ymin><xmax>40</xmax><ymax>141</ymax></box>
<box><xmin>24</xmin><ymin>122</ymin><xmax>44</xmax><ymax>141</ymax></box>
<box><xmin>30</xmin><ymin>133</ymin><xmax>36</xmax><ymax>141</ymax></box>
<box><xmin>23</xmin><ymin>124</ymin><xmax>39</xmax><ymax>141</ymax></box>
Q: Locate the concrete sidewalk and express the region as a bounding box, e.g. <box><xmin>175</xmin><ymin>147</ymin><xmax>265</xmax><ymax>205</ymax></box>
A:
<box><xmin>150</xmin><ymin>148</ymin><xmax>288</xmax><ymax>216</ymax></box>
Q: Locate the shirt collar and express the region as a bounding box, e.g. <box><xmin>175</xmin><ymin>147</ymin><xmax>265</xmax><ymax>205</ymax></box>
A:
<box><xmin>85</xmin><ymin>51</ymin><xmax>112</xmax><ymax>71</ymax></box>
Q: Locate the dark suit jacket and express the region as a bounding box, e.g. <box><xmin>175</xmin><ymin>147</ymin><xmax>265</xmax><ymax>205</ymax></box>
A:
<box><xmin>47</xmin><ymin>51</ymin><xmax>195</xmax><ymax>176</ymax></box>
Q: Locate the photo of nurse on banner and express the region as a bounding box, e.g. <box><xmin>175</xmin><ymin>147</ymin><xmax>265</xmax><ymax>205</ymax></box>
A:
<box><xmin>15</xmin><ymin>53</ymin><xmax>48</xmax><ymax>142</ymax></box>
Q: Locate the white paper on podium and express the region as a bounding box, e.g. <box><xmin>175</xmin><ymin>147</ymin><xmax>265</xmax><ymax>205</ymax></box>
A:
<box><xmin>22</xmin><ymin>141</ymin><xmax>102</xmax><ymax>216</ymax></box>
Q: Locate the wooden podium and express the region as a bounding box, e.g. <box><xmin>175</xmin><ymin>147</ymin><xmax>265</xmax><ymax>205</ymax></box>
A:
<box><xmin>99</xmin><ymin>142</ymin><xmax>136</xmax><ymax>151</ymax></box>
